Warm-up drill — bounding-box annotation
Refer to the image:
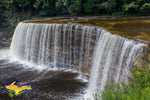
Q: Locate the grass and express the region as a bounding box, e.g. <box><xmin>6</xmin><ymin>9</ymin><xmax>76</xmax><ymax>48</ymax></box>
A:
<box><xmin>94</xmin><ymin>61</ymin><xmax>150</xmax><ymax>100</ymax></box>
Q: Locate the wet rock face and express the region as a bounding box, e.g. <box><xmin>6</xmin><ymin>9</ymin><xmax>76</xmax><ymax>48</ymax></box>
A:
<box><xmin>0</xmin><ymin>14</ymin><xmax>13</xmax><ymax>42</ymax></box>
<box><xmin>0</xmin><ymin>29</ymin><xmax>14</xmax><ymax>42</ymax></box>
<box><xmin>0</xmin><ymin>14</ymin><xmax>10</xmax><ymax>28</ymax></box>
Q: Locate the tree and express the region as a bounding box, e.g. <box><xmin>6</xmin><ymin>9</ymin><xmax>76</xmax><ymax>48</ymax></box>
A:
<box><xmin>33</xmin><ymin>0</ymin><xmax>57</xmax><ymax>16</ymax></box>
<box><xmin>93</xmin><ymin>0</ymin><xmax>108</xmax><ymax>14</ymax></box>
<box><xmin>108</xmin><ymin>0</ymin><xmax>117</xmax><ymax>12</ymax></box>
<box><xmin>69</xmin><ymin>0</ymin><xmax>82</xmax><ymax>15</ymax></box>
<box><xmin>84</xmin><ymin>0</ymin><xmax>94</xmax><ymax>14</ymax></box>
<box><xmin>56</xmin><ymin>0</ymin><xmax>71</xmax><ymax>15</ymax></box>
<box><xmin>140</xmin><ymin>3</ymin><xmax>150</xmax><ymax>15</ymax></box>
<box><xmin>123</xmin><ymin>2</ymin><xmax>139</xmax><ymax>14</ymax></box>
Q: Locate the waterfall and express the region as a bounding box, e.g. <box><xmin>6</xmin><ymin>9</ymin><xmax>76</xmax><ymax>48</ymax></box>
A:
<box><xmin>10</xmin><ymin>22</ymin><xmax>145</xmax><ymax>99</ymax></box>
<box><xmin>86</xmin><ymin>30</ymin><xmax>144</xmax><ymax>99</ymax></box>
<box><xmin>10</xmin><ymin>22</ymin><xmax>96</xmax><ymax>71</ymax></box>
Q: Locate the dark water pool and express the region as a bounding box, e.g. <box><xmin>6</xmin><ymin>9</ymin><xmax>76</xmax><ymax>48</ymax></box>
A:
<box><xmin>0</xmin><ymin>44</ymin><xmax>87</xmax><ymax>100</ymax></box>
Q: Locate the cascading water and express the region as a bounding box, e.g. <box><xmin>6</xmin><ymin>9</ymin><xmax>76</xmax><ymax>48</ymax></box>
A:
<box><xmin>86</xmin><ymin>30</ymin><xmax>144</xmax><ymax>99</ymax></box>
<box><xmin>10</xmin><ymin>22</ymin><xmax>145</xmax><ymax>99</ymax></box>
<box><xmin>10</xmin><ymin>22</ymin><xmax>96</xmax><ymax>72</ymax></box>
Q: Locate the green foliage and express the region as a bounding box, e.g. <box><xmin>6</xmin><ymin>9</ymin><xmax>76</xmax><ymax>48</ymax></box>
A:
<box><xmin>140</xmin><ymin>3</ymin><xmax>150</xmax><ymax>15</ymax></box>
<box><xmin>33</xmin><ymin>0</ymin><xmax>41</xmax><ymax>10</ymax></box>
<box><xmin>0</xmin><ymin>1</ymin><xmax>5</xmax><ymax>10</ymax></box>
<box><xmin>5</xmin><ymin>11</ymin><xmax>25</xmax><ymax>29</ymax></box>
<box><xmin>0</xmin><ymin>0</ymin><xmax>150</xmax><ymax>24</ymax></box>
<box><xmin>56</xmin><ymin>0</ymin><xmax>63</xmax><ymax>9</ymax></box>
<box><xmin>0</xmin><ymin>0</ymin><xmax>34</xmax><ymax>28</ymax></box>
<box><xmin>69</xmin><ymin>0</ymin><xmax>82</xmax><ymax>15</ymax></box>
<box><xmin>62</xmin><ymin>0</ymin><xmax>70</xmax><ymax>6</ymax></box>
<box><xmin>8</xmin><ymin>92</ymin><xmax>14</xmax><ymax>98</ymax></box>
<box><xmin>95</xmin><ymin>62</ymin><xmax>150</xmax><ymax>100</ymax></box>
<box><xmin>108</xmin><ymin>0</ymin><xmax>117</xmax><ymax>12</ymax></box>
<box><xmin>84</xmin><ymin>0</ymin><xmax>94</xmax><ymax>14</ymax></box>
<box><xmin>8</xmin><ymin>92</ymin><xmax>14</xmax><ymax>100</ymax></box>
<box><xmin>56</xmin><ymin>0</ymin><xmax>71</xmax><ymax>15</ymax></box>
<box><xmin>34</xmin><ymin>0</ymin><xmax>56</xmax><ymax>16</ymax></box>
<box><xmin>136</xmin><ymin>0</ymin><xmax>150</xmax><ymax>4</ymax></box>
<box><xmin>123</xmin><ymin>2</ymin><xmax>139</xmax><ymax>14</ymax></box>
<box><xmin>112</xmin><ymin>11</ymin><xmax>124</xmax><ymax>15</ymax></box>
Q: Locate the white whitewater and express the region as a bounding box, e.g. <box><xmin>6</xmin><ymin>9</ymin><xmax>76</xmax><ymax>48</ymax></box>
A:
<box><xmin>10</xmin><ymin>22</ymin><xmax>95</xmax><ymax>70</ymax></box>
<box><xmin>86</xmin><ymin>30</ymin><xmax>144</xmax><ymax>100</ymax></box>
<box><xmin>10</xmin><ymin>22</ymin><xmax>145</xmax><ymax>100</ymax></box>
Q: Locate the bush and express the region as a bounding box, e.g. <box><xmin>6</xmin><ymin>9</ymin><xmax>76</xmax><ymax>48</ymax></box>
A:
<box><xmin>112</xmin><ymin>11</ymin><xmax>124</xmax><ymax>15</ymax></box>
<box><xmin>69</xmin><ymin>0</ymin><xmax>81</xmax><ymax>15</ymax></box>
<box><xmin>123</xmin><ymin>2</ymin><xmax>139</xmax><ymax>14</ymax></box>
<box><xmin>108</xmin><ymin>0</ymin><xmax>117</xmax><ymax>12</ymax></box>
<box><xmin>94</xmin><ymin>61</ymin><xmax>150</xmax><ymax>100</ymax></box>
<box><xmin>140</xmin><ymin>3</ymin><xmax>150</xmax><ymax>15</ymax></box>
<box><xmin>84</xmin><ymin>1</ymin><xmax>94</xmax><ymax>14</ymax></box>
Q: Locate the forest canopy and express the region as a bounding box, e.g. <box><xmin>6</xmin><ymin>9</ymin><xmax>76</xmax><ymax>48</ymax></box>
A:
<box><xmin>0</xmin><ymin>0</ymin><xmax>150</xmax><ymax>28</ymax></box>
<box><xmin>0</xmin><ymin>0</ymin><xmax>150</xmax><ymax>16</ymax></box>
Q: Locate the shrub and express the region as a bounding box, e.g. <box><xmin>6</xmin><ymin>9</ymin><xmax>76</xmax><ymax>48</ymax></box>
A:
<box><xmin>123</xmin><ymin>2</ymin><xmax>139</xmax><ymax>14</ymax></box>
<box><xmin>84</xmin><ymin>1</ymin><xmax>94</xmax><ymax>14</ymax></box>
<box><xmin>94</xmin><ymin>61</ymin><xmax>150</xmax><ymax>100</ymax></box>
<box><xmin>140</xmin><ymin>3</ymin><xmax>150</xmax><ymax>15</ymax></box>
<box><xmin>69</xmin><ymin>0</ymin><xmax>81</xmax><ymax>15</ymax></box>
